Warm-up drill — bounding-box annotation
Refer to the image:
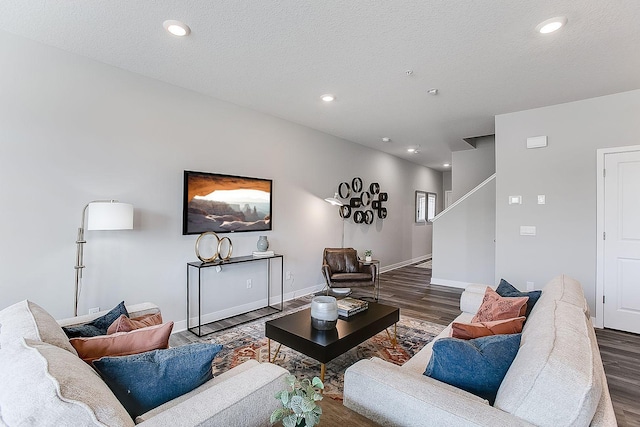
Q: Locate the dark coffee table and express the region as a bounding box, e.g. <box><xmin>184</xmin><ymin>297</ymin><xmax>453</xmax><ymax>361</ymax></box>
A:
<box><xmin>265</xmin><ymin>301</ymin><xmax>399</xmax><ymax>382</ymax></box>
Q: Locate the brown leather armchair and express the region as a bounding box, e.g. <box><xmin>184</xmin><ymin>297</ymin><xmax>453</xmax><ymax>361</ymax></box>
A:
<box><xmin>321</xmin><ymin>248</ymin><xmax>377</xmax><ymax>296</ymax></box>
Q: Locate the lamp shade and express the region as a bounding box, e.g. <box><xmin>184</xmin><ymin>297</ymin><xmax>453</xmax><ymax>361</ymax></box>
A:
<box><xmin>324</xmin><ymin>192</ymin><xmax>343</xmax><ymax>206</ymax></box>
<box><xmin>87</xmin><ymin>202</ymin><xmax>134</xmax><ymax>230</ymax></box>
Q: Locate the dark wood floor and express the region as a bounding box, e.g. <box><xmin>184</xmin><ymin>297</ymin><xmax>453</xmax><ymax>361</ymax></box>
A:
<box><xmin>174</xmin><ymin>263</ymin><xmax>640</xmax><ymax>426</ymax></box>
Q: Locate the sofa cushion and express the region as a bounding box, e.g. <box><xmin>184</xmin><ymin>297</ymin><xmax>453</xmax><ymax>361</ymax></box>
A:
<box><xmin>496</xmin><ymin>279</ymin><xmax>542</xmax><ymax>318</ymax></box>
<box><xmin>107</xmin><ymin>312</ymin><xmax>163</xmax><ymax>334</ymax></box>
<box><xmin>331</xmin><ymin>272</ymin><xmax>372</xmax><ymax>282</ymax></box>
<box><xmin>93</xmin><ymin>343</ymin><xmax>223</xmax><ymax>418</ymax></box>
<box><xmin>63</xmin><ymin>301</ymin><xmax>129</xmax><ymax>338</ymax></box>
<box><xmin>451</xmin><ymin>317</ymin><xmax>525</xmax><ymax>340</ymax></box>
<box><xmin>472</xmin><ymin>287</ymin><xmax>528</xmax><ymax>323</ymax></box>
<box><xmin>70</xmin><ymin>322</ymin><xmax>173</xmax><ymax>363</ymax></box>
<box><xmin>494</xmin><ymin>300</ymin><xmax>602</xmax><ymax>426</ymax></box>
<box><xmin>424</xmin><ymin>333</ymin><xmax>521</xmax><ymax>403</ymax></box>
<box><xmin>0</xmin><ymin>339</ymin><xmax>133</xmax><ymax>427</ymax></box>
<box><xmin>0</xmin><ymin>300</ymin><xmax>77</xmax><ymax>355</ymax></box>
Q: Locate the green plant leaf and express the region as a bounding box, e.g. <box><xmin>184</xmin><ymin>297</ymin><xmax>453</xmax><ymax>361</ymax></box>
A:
<box><xmin>305</xmin><ymin>411</ymin><xmax>320</xmax><ymax>427</ymax></box>
<box><xmin>299</xmin><ymin>397</ymin><xmax>316</xmax><ymax>412</ymax></box>
<box><xmin>290</xmin><ymin>395</ymin><xmax>305</xmax><ymax>414</ymax></box>
<box><xmin>282</xmin><ymin>414</ymin><xmax>298</xmax><ymax>427</ymax></box>
<box><xmin>270</xmin><ymin>408</ymin><xmax>287</xmax><ymax>423</ymax></box>
<box><xmin>311</xmin><ymin>377</ymin><xmax>324</xmax><ymax>389</ymax></box>
<box><xmin>279</xmin><ymin>390</ymin><xmax>290</xmax><ymax>406</ymax></box>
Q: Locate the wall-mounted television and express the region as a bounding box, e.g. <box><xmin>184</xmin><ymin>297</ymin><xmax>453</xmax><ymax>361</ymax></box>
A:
<box><xmin>183</xmin><ymin>170</ymin><xmax>272</xmax><ymax>235</ymax></box>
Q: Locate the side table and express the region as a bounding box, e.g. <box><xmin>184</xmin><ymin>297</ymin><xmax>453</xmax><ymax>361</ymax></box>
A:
<box><xmin>361</xmin><ymin>259</ymin><xmax>380</xmax><ymax>301</ymax></box>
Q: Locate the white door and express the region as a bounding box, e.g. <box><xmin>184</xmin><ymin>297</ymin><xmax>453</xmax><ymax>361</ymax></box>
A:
<box><xmin>603</xmin><ymin>150</ymin><xmax>640</xmax><ymax>333</ymax></box>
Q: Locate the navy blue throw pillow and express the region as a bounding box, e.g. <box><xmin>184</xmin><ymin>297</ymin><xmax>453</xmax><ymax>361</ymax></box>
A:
<box><xmin>424</xmin><ymin>334</ymin><xmax>521</xmax><ymax>404</ymax></box>
<box><xmin>63</xmin><ymin>301</ymin><xmax>129</xmax><ymax>338</ymax></box>
<box><xmin>93</xmin><ymin>343</ymin><xmax>223</xmax><ymax>418</ymax></box>
<box><xmin>496</xmin><ymin>279</ymin><xmax>542</xmax><ymax>317</ymax></box>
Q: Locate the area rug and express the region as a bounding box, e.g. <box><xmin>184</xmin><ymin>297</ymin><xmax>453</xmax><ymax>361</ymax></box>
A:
<box><xmin>195</xmin><ymin>307</ymin><xmax>444</xmax><ymax>400</ymax></box>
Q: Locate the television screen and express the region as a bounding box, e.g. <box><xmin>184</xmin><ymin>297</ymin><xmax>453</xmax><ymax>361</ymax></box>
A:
<box><xmin>183</xmin><ymin>171</ymin><xmax>272</xmax><ymax>235</ymax></box>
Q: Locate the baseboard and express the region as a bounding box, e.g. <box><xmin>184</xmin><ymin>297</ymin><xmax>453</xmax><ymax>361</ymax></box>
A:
<box><xmin>380</xmin><ymin>253</ymin><xmax>431</xmax><ymax>274</ymax></box>
<box><xmin>429</xmin><ymin>277</ymin><xmax>472</xmax><ymax>289</ymax></box>
<box><xmin>173</xmin><ymin>282</ymin><xmax>325</xmax><ymax>333</ymax></box>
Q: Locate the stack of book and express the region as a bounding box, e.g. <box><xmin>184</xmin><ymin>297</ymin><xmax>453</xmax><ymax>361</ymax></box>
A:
<box><xmin>337</xmin><ymin>297</ymin><xmax>368</xmax><ymax>317</ymax></box>
<box><xmin>252</xmin><ymin>250</ymin><xmax>275</xmax><ymax>257</ymax></box>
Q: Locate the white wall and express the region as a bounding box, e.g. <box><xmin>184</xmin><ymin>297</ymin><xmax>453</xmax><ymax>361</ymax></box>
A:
<box><xmin>452</xmin><ymin>136</ymin><xmax>495</xmax><ymax>201</ymax></box>
<box><xmin>431</xmin><ymin>177</ymin><xmax>495</xmax><ymax>288</ymax></box>
<box><xmin>495</xmin><ymin>89</ymin><xmax>640</xmax><ymax>312</ymax></box>
<box><xmin>0</xmin><ymin>31</ymin><xmax>441</xmax><ymax>323</ymax></box>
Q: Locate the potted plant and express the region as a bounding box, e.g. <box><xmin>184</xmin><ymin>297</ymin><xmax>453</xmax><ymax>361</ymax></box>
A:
<box><xmin>270</xmin><ymin>375</ymin><xmax>324</xmax><ymax>427</ymax></box>
<box><xmin>364</xmin><ymin>249</ymin><xmax>373</xmax><ymax>262</ymax></box>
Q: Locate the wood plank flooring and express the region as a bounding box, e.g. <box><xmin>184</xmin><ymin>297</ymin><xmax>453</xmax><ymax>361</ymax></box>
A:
<box><xmin>173</xmin><ymin>263</ymin><xmax>640</xmax><ymax>426</ymax></box>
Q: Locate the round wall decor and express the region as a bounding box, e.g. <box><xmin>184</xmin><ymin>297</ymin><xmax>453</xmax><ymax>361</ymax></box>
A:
<box><xmin>339</xmin><ymin>205</ymin><xmax>352</xmax><ymax>218</ymax></box>
<box><xmin>338</xmin><ymin>182</ymin><xmax>351</xmax><ymax>199</ymax></box>
<box><xmin>352</xmin><ymin>177</ymin><xmax>363</xmax><ymax>193</ymax></box>
<box><xmin>360</xmin><ymin>191</ymin><xmax>371</xmax><ymax>207</ymax></box>
<box><xmin>364</xmin><ymin>210</ymin><xmax>374</xmax><ymax>224</ymax></box>
<box><xmin>369</xmin><ymin>182</ymin><xmax>380</xmax><ymax>194</ymax></box>
<box><xmin>353</xmin><ymin>210</ymin><xmax>365</xmax><ymax>223</ymax></box>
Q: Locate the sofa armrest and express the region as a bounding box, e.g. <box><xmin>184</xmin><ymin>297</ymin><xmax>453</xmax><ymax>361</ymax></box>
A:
<box><xmin>460</xmin><ymin>284</ymin><xmax>493</xmax><ymax>314</ymax></box>
<box><xmin>137</xmin><ymin>362</ymin><xmax>289</xmax><ymax>427</ymax></box>
<box><xmin>57</xmin><ymin>302</ymin><xmax>160</xmax><ymax>328</ymax></box>
<box><xmin>344</xmin><ymin>358</ymin><xmax>535</xmax><ymax>427</ymax></box>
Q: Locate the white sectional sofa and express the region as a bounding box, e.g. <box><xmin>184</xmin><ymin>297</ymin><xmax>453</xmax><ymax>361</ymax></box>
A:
<box><xmin>0</xmin><ymin>301</ymin><xmax>288</xmax><ymax>426</ymax></box>
<box><xmin>343</xmin><ymin>275</ymin><xmax>616</xmax><ymax>426</ymax></box>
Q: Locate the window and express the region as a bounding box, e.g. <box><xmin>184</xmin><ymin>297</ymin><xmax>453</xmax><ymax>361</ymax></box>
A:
<box><xmin>416</xmin><ymin>191</ymin><xmax>437</xmax><ymax>224</ymax></box>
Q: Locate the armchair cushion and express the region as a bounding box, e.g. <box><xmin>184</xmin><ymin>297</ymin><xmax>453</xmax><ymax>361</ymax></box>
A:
<box><xmin>332</xmin><ymin>272</ymin><xmax>373</xmax><ymax>282</ymax></box>
<box><xmin>324</xmin><ymin>248</ymin><xmax>359</xmax><ymax>273</ymax></box>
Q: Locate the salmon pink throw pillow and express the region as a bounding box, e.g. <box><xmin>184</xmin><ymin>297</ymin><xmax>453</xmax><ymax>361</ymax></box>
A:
<box><xmin>452</xmin><ymin>316</ymin><xmax>526</xmax><ymax>340</ymax></box>
<box><xmin>472</xmin><ymin>287</ymin><xmax>528</xmax><ymax>323</ymax></box>
<box><xmin>107</xmin><ymin>313</ymin><xmax>163</xmax><ymax>334</ymax></box>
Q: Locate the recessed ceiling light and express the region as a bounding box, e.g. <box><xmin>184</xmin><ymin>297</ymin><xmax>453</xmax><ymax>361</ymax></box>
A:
<box><xmin>321</xmin><ymin>94</ymin><xmax>335</xmax><ymax>102</ymax></box>
<box><xmin>163</xmin><ymin>20</ymin><xmax>191</xmax><ymax>37</ymax></box>
<box><xmin>536</xmin><ymin>17</ymin><xmax>567</xmax><ymax>34</ymax></box>
<box><xmin>382</xmin><ymin>137</ymin><xmax>391</xmax><ymax>143</ymax></box>
<box><xmin>407</xmin><ymin>148</ymin><xmax>416</xmax><ymax>153</ymax></box>
<box><xmin>427</xmin><ymin>88</ymin><xmax>438</xmax><ymax>95</ymax></box>
<box><xmin>443</xmin><ymin>163</ymin><xmax>450</xmax><ymax>167</ymax></box>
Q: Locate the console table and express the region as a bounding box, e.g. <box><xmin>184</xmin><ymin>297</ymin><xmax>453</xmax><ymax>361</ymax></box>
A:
<box><xmin>187</xmin><ymin>254</ymin><xmax>284</xmax><ymax>337</ymax></box>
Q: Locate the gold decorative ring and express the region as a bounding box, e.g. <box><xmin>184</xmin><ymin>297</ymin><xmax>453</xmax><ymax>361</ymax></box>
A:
<box><xmin>217</xmin><ymin>236</ymin><xmax>233</xmax><ymax>261</ymax></box>
<box><xmin>195</xmin><ymin>231</ymin><xmax>220</xmax><ymax>263</ymax></box>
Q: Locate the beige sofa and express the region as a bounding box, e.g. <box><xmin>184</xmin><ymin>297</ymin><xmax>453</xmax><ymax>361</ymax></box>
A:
<box><xmin>0</xmin><ymin>301</ymin><xmax>288</xmax><ymax>426</ymax></box>
<box><xmin>344</xmin><ymin>275</ymin><xmax>617</xmax><ymax>426</ymax></box>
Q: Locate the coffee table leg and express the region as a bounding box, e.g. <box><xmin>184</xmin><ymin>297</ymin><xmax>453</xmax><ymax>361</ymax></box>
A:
<box><xmin>385</xmin><ymin>324</ymin><xmax>398</xmax><ymax>347</ymax></box>
<box><xmin>268</xmin><ymin>339</ymin><xmax>282</xmax><ymax>363</ymax></box>
<box><xmin>320</xmin><ymin>363</ymin><xmax>326</xmax><ymax>385</ymax></box>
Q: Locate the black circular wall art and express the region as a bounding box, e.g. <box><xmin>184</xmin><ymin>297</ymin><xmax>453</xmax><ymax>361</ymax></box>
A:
<box><xmin>364</xmin><ymin>210</ymin><xmax>374</xmax><ymax>224</ymax></box>
<box><xmin>339</xmin><ymin>205</ymin><xmax>352</xmax><ymax>219</ymax></box>
<box><xmin>352</xmin><ymin>177</ymin><xmax>363</xmax><ymax>193</ymax></box>
<box><xmin>338</xmin><ymin>182</ymin><xmax>351</xmax><ymax>199</ymax></box>
<box><xmin>333</xmin><ymin>178</ymin><xmax>388</xmax><ymax>223</ymax></box>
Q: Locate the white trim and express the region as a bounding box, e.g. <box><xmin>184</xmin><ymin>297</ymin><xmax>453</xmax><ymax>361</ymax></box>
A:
<box><xmin>595</xmin><ymin>145</ymin><xmax>640</xmax><ymax>330</ymax></box>
<box><xmin>429</xmin><ymin>277</ymin><xmax>473</xmax><ymax>289</ymax></box>
<box><xmin>432</xmin><ymin>173</ymin><xmax>496</xmax><ymax>222</ymax></box>
<box><xmin>380</xmin><ymin>254</ymin><xmax>431</xmax><ymax>273</ymax></box>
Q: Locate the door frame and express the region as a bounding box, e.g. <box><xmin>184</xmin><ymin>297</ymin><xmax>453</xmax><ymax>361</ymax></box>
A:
<box><xmin>595</xmin><ymin>145</ymin><xmax>640</xmax><ymax>328</ymax></box>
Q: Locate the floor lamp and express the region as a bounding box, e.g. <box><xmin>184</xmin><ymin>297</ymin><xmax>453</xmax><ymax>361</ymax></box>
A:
<box><xmin>74</xmin><ymin>200</ymin><xmax>134</xmax><ymax>316</ymax></box>
<box><xmin>324</xmin><ymin>192</ymin><xmax>345</xmax><ymax>248</ymax></box>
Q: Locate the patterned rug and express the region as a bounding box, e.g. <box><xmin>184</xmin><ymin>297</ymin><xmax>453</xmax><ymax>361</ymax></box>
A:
<box><xmin>193</xmin><ymin>305</ymin><xmax>444</xmax><ymax>400</ymax></box>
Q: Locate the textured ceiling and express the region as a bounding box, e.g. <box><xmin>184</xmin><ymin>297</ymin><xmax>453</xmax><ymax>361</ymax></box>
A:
<box><xmin>1</xmin><ymin>1</ymin><xmax>639</xmax><ymax>170</ymax></box>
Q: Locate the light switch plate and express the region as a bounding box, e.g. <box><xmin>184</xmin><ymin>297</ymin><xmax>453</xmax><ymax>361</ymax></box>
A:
<box><xmin>520</xmin><ymin>225</ymin><xmax>536</xmax><ymax>236</ymax></box>
<box><xmin>527</xmin><ymin>135</ymin><xmax>548</xmax><ymax>149</ymax></box>
<box><xmin>537</xmin><ymin>195</ymin><xmax>546</xmax><ymax>204</ymax></box>
<box><xmin>509</xmin><ymin>195</ymin><xmax>522</xmax><ymax>205</ymax></box>
<box><xmin>526</xmin><ymin>281</ymin><xmax>535</xmax><ymax>291</ymax></box>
